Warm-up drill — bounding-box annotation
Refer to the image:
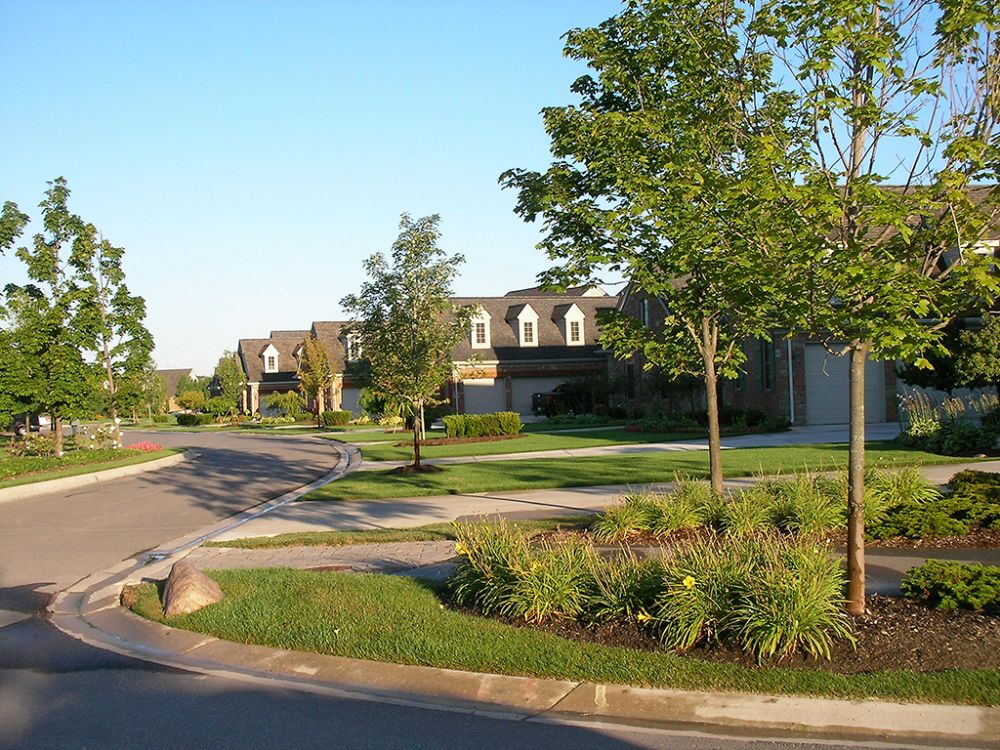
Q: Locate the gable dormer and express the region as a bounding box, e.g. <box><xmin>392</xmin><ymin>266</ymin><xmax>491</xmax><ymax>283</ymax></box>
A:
<box><xmin>343</xmin><ymin>332</ymin><xmax>362</xmax><ymax>362</ymax></box>
<box><xmin>261</xmin><ymin>343</ymin><xmax>280</xmax><ymax>373</ymax></box>
<box><xmin>552</xmin><ymin>303</ymin><xmax>586</xmax><ymax>346</ymax></box>
<box><xmin>470</xmin><ymin>306</ymin><xmax>492</xmax><ymax>349</ymax></box>
<box><xmin>506</xmin><ymin>303</ymin><xmax>539</xmax><ymax>348</ymax></box>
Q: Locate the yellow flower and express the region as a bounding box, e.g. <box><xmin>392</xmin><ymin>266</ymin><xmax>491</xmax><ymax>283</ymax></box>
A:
<box><xmin>636</xmin><ymin>609</ymin><xmax>652</xmax><ymax>623</ymax></box>
<box><xmin>682</xmin><ymin>575</ymin><xmax>696</xmax><ymax>590</ymax></box>
<box><xmin>530</xmin><ymin>560</ymin><xmax>542</xmax><ymax>572</ymax></box>
<box><xmin>454</xmin><ymin>541</ymin><xmax>468</xmax><ymax>555</ymax></box>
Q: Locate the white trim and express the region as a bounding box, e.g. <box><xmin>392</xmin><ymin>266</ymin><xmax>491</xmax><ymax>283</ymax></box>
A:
<box><xmin>262</xmin><ymin>344</ymin><xmax>280</xmax><ymax>373</ymax></box>
<box><xmin>470</xmin><ymin>307</ymin><xmax>492</xmax><ymax>349</ymax></box>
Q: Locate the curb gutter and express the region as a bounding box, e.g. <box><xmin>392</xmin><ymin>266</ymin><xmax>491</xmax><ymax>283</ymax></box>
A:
<box><xmin>47</xmin><ymin>442</ymin><xmax>1000</xmax><ymax>748</ymax></box>
<box><xmin>0</xmin><ymin>449</ymin><xmax>197</xmax><ymax>505</ymax></box>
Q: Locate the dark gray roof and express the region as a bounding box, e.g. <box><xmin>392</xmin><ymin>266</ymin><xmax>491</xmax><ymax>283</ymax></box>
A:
<box><xmin>269</xmin><ymin>329</ymin><xmax>309</xmax><ymax>338</ymax></box>
<box><xmin>452</xmin><ymin>295</ymin><xmax>617</xmax><ymax>361</ymax></box>
<box><xmin>238</xmin><ymin>334</ymin><xmax>306</xmax><ymax>383</ymax></box>
<box><xmin>156</xmin><ymin>368</ymin><xmax>195</xmax><ymax>397</ymax></box>
<box><xmin>504</xmin><ymin>283</ymin><xmax>609</xmax><ymax>297</ymax></box>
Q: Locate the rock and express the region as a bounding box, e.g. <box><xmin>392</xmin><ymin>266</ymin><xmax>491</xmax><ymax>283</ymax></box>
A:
<box><xmin>161</xmin><ymin>560</ymin><xmax>223</xmax><ymax>616</ymax></box>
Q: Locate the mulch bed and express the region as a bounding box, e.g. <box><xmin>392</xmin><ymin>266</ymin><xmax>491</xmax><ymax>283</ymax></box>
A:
<box><xmin>466</xmin><ymin>595</ymin><xmax>1000</xmax><ymax>673</ymax></box>
<box><xmin>394</xmin><ymin>434</ymin><xmax>526</xmax><ymax>448</ymax></box>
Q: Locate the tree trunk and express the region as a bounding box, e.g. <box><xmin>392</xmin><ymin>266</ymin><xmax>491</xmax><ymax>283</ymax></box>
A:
<box><xmin>846</xmin><ymin>342</ymin><xmax>869</xmax><ymax>615</ymax></box>
<box><xmin>412</xmin><ymin>402</ymin><xmax>422</xmax><ymax>468</ymax></box>
<box><xmin>700</xmin><ymin>319</ymin><xmax>724</xmax><ymax>495</ymax></box>
<box><xmin>317</xmin><ymin>389</ymin><xmax>325</xmax><ymax>428</ymax></box>
<box><xmin>53</xmin><ymin>414</ymin><xmax>63</xmax><ymax>457</ymax></box>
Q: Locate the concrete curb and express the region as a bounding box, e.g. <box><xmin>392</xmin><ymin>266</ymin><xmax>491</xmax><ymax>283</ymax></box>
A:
<box><xmin>0</xmin><ymin>449</ymin><xmax>196</xmax><ymax>505</ymax></box>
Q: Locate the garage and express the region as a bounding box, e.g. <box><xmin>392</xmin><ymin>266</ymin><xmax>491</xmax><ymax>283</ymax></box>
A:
<box><xmin>340</xmin><ymin>387</ymin><xmax>361</xmax><ymax>415</ymax></box>
<box><xmin>803</xmin><ymin>344</ymin><xmax>887</xmax><ymax>425</ymax></box>
<box><xmin>462</xmin><ymin>378</ymin><xmax>507</xmax><ymax>414</ymax></box>
<box><xmin>510</xmin><ymin>376</ymin><xmax>572</xmax><ymax>415</ymax></box>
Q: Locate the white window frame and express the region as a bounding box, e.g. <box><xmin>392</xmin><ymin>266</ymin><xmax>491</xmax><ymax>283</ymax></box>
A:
<box><xmin>569</xmin><ymin>320</ymin><xmax>581</xmax><ymax>343</ymax></box>
<box><xmin>522</xmin><ymin>320</ymin><xmax>535</xmax><ymax>344</ymax></box>
<box><xmin>262</xmin><ymin>344</ymin><xmax>280</xmax><ymax>373</ymax></box>
<box><xmin>470</xmin><ymin>307</ymin><xmax>492</xmax><ymax>349</ymax></box>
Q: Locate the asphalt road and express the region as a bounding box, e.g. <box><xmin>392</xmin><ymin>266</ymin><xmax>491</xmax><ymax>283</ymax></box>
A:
<box><xmin>0</xmin><ymin>430</ymin><xmax>950</xmax><ymax>749</ymax></box>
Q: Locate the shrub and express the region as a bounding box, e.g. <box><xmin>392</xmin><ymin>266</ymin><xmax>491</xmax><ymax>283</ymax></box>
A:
<box><xmin>151</xmin><ymin>414</ymin><xmax>169</xmax><ymax>424</ymax></box>
<box><xmin>82</xmin><ymin>424</ymin><xmax>121</xmax><ymax>450</ymax></box>
<box><xmin>545</xmin><ymin>413</ymin><xmax>613</xmax><ymax>427</ymax></box>
<box><xmin>203</xmin><ymin>396</ymin><xmax>235</xmax><ymax>417</ymax></box>
<box><xmin>901</xmin><ymin>560</ymin><xmax>1000</xmax><ymax>613</ymax></box>
<box><xmin>321</xmin><ymin>410</ymin><xmax>351</xmax><ymax>427</ymax></box>
<box><xmin>864</xmin><ymin>466</ymin><xmax>969</xmax><ymax>539</ymax></box>
<box><xmin>5</xmin><ymin>433</ymin><xmax>56</xmax><ymax>457</ymax></box>
<box><xmin>176</xmin><ymin>413</ymin><xmax>212</xmax><ymax>426</ymax></box>
<box><xmin>443</xmin><ymin>412</ymin><xmax>521</xmax><ymax>439</ymax></box>
<box><xmin>450</xmin><ymin>520</ymin><xmax>531</xmax><ymax>615</ymax></box>
<box><xmin>264</xmin><ymin>391</ymin><xmax>305</xmax><ymax>419</ymax></box>
<box><xmin>650</xmin><ymin>492</ymin><xmax>704</xmax><ymax>536</ymax></box>
<box><xmin>260</xmin><ymin>415</ymin><xmax>296</xmax><ymax>425</ymax></box>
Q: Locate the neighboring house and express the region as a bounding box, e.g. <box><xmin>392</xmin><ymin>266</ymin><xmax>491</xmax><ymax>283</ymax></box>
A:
<box><xmin>236</xmin><ymin>331</ymin><xmax>310</xmax><ymax>414</ymax></box>
<box><xmin>235</xmin><ymin>286</ymin><xmax>620</xmax><ymax>417</ymax></box>
<box><xmin>156</xmin><ymin>368</ymin><xmax>196</xmax><ymax>412</ymax></box>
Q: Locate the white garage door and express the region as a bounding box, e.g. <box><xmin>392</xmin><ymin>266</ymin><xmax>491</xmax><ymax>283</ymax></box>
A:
<box><xmin>463</xmin><ymin>378</ymin><xmax>507</xmax><ymax>414</ymax></box>
<box><xmin>804</xmin><ymin>345</ymin><xmax>886</xmax><ymax>425</ymax></box>
<box><xmin>341</xmin><ymin>387</ymin><xmax>361</xmax><ymax>415</ymax></box>
<box><xmin>510</xmin><ymin>377</ymin><xmax>571</xmax><ymax>415</ymax></box>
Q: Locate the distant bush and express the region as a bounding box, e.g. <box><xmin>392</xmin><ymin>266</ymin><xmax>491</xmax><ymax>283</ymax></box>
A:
<box><xmin>901</xmin><ymin>560</ymin><xmax>1000</xmax><ymax>613</ymax></box>
<box><xmin>443</xmin><ymin>412</ymin><xmax>521</xmax><ymax>439</ymax></box>
<box><xmin>151</xmin><ymin>414</ymin><xmax>169</xmax><ymax>424</ymax></box>
<box><xmin>176</xmin><ymin>413</ymin><xmax>212</xmax><ymax>426</ymax></box>
<box><xmin>260</xmin><ymin>415</ymin><xmax>296</xmax><ymax>425</ymax></box>
<box><xmin>544</xmin><ymin>413</ymin><xmax>614</xmax><ymax>427</ymax></box>
<box><xmin>321</xmin><ymin>410</ymin><xmax>351</xmax><ymax>427</ymax></box>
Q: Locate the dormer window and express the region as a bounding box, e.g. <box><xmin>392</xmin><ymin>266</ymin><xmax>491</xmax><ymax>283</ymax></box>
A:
<box><xmin>347</xmin><ymin>333</ymin><xmax>361</xmax><ymax>362</ymax></box>
<box><xmin>262</xmin><ymin>343</ymin><xmax>280</xmax><ymax>373</ymax></box>
<box><xmin>553</xmin><ymin>303</ymin><xmax>585</xmax><ymax>347</ymax></box>
<box><xmin>470</xmin><ymin>307</ymin><xmax>492</xmax><ymax>349</ymax></box>
<box><xmin>506</xmin><ymin>303</ymin><xmax>539</xmax><ymax>347</ymax></box>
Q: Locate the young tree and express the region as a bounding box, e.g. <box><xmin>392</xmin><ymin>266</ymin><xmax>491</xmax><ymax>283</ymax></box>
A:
<box><xmin>297</xmin><ymin>336</ymin><xmax>335</xmax><ymax>425</ymax></box>
<box><xmin>754</xmin><ymin>0</ymin><xmax>1000</xmax><ymax>613</ymax></box>
<box><xmin>176</xmin><ymin>389</ymin><xmax>207</xmax><ymax>412</ymax></box>
<box><xmin>75</xmin><ymin>224</ymin><xmax>153</xmax><ymax>442</ymax></box>
<box><xmin>264</xmin><ymin>390</ymin><xmax>306</xmax><ymax>419</ymax></box>
<box><xmin>501</xmin><ymin>0</ymin><xmax>804</xmax><ymax>494</ymax></box>
<box><xmin>211</xmin><ymin>351</ymin><xmax>247</xmax><ymax>416</ymax></box>
<box><xmin>6</xmin><ymin>178</ymin><xmax>98</xmax><ymax>455</ymax></box>
<box><xmin>175</xmin><ymin>373</ymin><xmax>210</xmax><ymax>399</ymax></box>
<box><xmin>341</xmin><ymin>214</ymin><xmax>472</xmax><ymax>469</ymax></box>
<box><xmin>129</xmin><ymin>359</ymin><xmax>168</xmax><ymax>419</ymax></box>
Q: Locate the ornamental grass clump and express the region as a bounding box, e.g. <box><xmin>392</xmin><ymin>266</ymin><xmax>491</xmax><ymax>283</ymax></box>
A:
<box><xmin>764</xmin><ymin>473</ymin><xmax>845</xmax><ymax>535</ymax></box>
<box><xmin>591</xmin><ymin>492</ymin><xmax>660</xmax><ymax>542</ymax></box>
<box><xmin>504</xmin><ymin>541</ymin><xmax>597</xmax><ymax>623</ymax></box>
<box><xmin>450</xmin><ymin>519</ymin><xmax>531</xmax><ymax>616</ymax></box>
<box><xmin>720</xmin><ymin>485</ymin><xmax>774</xmax><ymax>535</ymax></box>
<box><xmin>586</xmin><ymin>553</ymin><xmax>664</xmax><ymax>624</ymax></box>
<box><xmin>652</xmin><ymin>533</ymin><xmax>853</xmax><ymax>661</ymax></box>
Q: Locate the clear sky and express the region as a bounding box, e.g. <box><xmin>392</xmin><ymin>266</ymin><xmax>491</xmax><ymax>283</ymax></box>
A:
<box><xmin>0</xmin><ymin>0</ymin><xmax>622</xmax><ymax>375</ymax></box>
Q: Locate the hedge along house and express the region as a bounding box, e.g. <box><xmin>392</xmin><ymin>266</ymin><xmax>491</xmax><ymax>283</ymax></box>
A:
<box><xmin>236</xmin><ymin>331</ymin><xmax>311</xmax><ymax>415</ymax></box>
<box><xmin>234</xmin><ymin>285</ymin><xmax>620</xmax><ymax>418</ymax></box>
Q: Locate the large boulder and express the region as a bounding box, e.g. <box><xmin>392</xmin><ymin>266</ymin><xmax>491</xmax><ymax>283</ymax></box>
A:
<box><xmin>161</xmin><ymin>560</ymin><xmax>223</xmax><ymax>616</ymax></box>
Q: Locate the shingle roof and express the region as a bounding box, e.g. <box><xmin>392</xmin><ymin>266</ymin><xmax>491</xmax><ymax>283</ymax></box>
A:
<box><xmin>269</xmin><ymin>329</ymin><xmax>309</xmax><ymax>338</ymax></box>
<box><xmin>504</xmin><ymin>283</ymin><xmax>610</xmax><ymax>297</ymax></box>
<box><xmin>156</xmin><ymin>368</ymin><xmax>195</xmax><ymax>398</ymax></box>
<box><xmin>238</xmin><ymin>334</ymin><xmax>307</xmax><ymax>383</ymax></box>
<box><xmin>451</xmin><ymin>295</ymin><xmax>618</xmax><ymax>361</ymax></box>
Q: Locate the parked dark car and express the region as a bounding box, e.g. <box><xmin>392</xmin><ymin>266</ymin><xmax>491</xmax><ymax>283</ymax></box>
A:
<box><xmin>532</xmin><ymin>383</ymin><xmax>587</xmax><ymax>416</ymax></box>
<box><xmin>8</xmin><ymin>414</ymin><xmax>50</xmax><ymax>437</ymax></box>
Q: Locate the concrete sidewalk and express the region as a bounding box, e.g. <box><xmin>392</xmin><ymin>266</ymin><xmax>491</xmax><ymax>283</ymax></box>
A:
<box><xmin>354</xmin><ymin>423</ymin><xmax>905</xmax><ymax>471</ymax></box>
<box><xmin>212</xmin><ymin>459</ymin><xmax>1000</xmax><ymax>542</ymax></box>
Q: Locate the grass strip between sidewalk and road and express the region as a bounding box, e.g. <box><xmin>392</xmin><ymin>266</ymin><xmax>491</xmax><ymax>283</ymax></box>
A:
<box><xmin>204</xmin><ymin>517</ymin><xmax>592</xmax><ymax>549</ymax></box>
<box><xmin>0</xmin><ymin>447</ymin><xmax>184</xmax><ymax>489</ymax></box>
<box><xmin>301</xmin><ymin>443</ymin><xmax>966</xmax><ymax>502</ymax></box>
<box><xmin>129</xmin><ymin>568</ymin><xmax>999</xmax><ymax>705</ymax></box>
<box><xmin>353</xmin><ymin>429</ymin><xmax>699</xmax><ymax>462</ymax></box>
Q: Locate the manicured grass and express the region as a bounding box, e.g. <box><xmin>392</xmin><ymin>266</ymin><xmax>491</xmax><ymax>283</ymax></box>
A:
<box><xmin>355</xmin><ymin>429</ymin><xmax>696</xmax><ymax>462</ymax></box>
<box><xmin>130</xmin><ymin>569</ymin><xmax>1000</xmax><ymax>705</ymax></box>
<box><xmin>301</xmin><ymin>443</ymin><xmax>965</xmax><ymax>501</ymax></box>
<box><xmin>0</xmin><ymin>447</ymin><xmax>184</xmax><ymax>488</ymax></box>
<box><xmin>205</xmin><ymin>516</ymin><xmax>592</xmax><ymax>549</ymax></box>
<box><xmin>521</xmin><ymin>420</ymin><xmax>628</xmax><ymax>433</ymax></box>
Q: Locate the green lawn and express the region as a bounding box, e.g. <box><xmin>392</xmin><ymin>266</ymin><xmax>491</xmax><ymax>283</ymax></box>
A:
<box><xmin>129</xmin><ymin>569</ymin><xmax>999</xmax><ymax>705</ymax></box>
<box><xmin>354</xmin><ymin>429</ymin><xmax>698</xmax><ymax>462</ymax></box>
<box><xmin>205</xmin><ymin>516</ymin><xmax>591</xmax><ymax>549</ymax></box>
<box><xmin>301</xmin><ymin>443</ymin><xmax>965</xmax><ymax>501</ymax></box>
<box><xmin>0</xmin><ymin>447</ymin><xmax>184</xmax><ymax>489</ymax></box>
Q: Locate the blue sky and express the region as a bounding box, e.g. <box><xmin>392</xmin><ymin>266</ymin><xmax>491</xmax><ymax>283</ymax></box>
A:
<box><xmin>0</xmin><ymin>0</ymin><xmax>621</xmax><ymax>374</ymax></box>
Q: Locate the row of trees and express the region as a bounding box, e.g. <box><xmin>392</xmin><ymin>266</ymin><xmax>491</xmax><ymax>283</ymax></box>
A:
<box><xmin>0</xmin><ymin>178</ymin><xmax>155</xmax><ymax>454</ymax></box>
<box><xmin>502</xmin><ymin>0</ymin><xmax>1000</xmax><ymax>614</ymax></box>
